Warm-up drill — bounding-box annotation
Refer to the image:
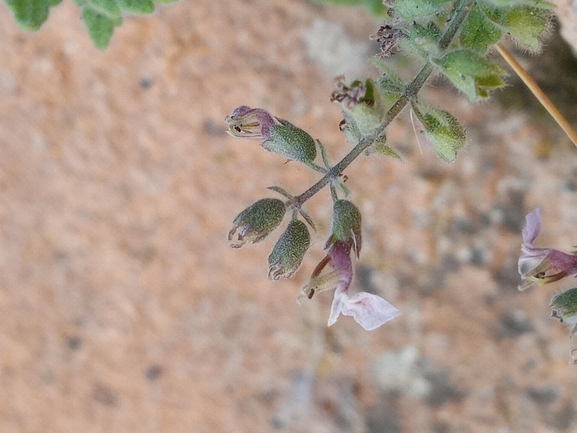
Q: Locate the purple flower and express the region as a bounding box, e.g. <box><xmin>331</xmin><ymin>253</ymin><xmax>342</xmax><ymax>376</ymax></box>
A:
<box><xmin>518</xmin><ymin>208</ymin><xmax>577</xmax><ymax>291</ymax></box>
<box><xmin>300</xmin><ymin>240</ymin><xmax>400</xmax><ymax>330</ymax></box>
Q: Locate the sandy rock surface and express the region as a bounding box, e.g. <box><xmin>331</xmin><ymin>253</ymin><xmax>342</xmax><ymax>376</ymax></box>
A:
<box><xmin>1</xmin><ymin>1</ymin><xmax>577</xmax><ymax>432</ymax></box>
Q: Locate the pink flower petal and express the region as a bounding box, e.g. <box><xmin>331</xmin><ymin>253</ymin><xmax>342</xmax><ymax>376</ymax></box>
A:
<box><xmin>328</xmin><ymin>288</ymin><xmax>401</xmax><ymax>331</ymax></box>
<box><xmin>522</xmin><ymin>207</ymin><xmax>541</xmax><ymax>246</ymax></box>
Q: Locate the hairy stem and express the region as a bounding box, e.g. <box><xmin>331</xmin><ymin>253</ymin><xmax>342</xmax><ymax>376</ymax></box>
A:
<box><xmin>293</xmin><ymin>0</ymin><xmax>475</xmax><ymax>207</ymax></box>
<box><xmin>496</xmin><ymin>43</ymin><xmax>577</xmax><ymax>148</ymax></box>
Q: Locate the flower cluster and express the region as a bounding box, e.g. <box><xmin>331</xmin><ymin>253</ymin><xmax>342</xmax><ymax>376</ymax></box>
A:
<box><xmin>226</xmin><ymin>106</ymin><xmax>401</xmax><ymax>331</ymax></box>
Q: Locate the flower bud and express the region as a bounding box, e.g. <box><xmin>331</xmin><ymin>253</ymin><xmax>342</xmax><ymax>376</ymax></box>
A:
<box><xmin>225</xmin><ymin>106</ymin><xmax>317</xmax><ymax>165</ymax></box>
<box><xmin>228</xmin><ymin>198</ymin><xmax>286</xmax><ymax>248</ymax></box>
<box><xmin>325</xmin><ymin>199</ymin><xmax>362</xmax><ymax>258</ymax></box>
<box><xmin>550</xmin><ymin>288</ymin><xmax>577</xmax><ymax>336</ymax></box>
<box><xmin>412</xmin><ymin>102</ymin><xmax>466</xmax><ymax>163</ymax></box>
<box><xmin>225</xmin><ymin>106</ymin><xmax>276</xmax><ymax>140</ymax></box>
<box><xmin>264</xmin><ymin>119</ymin><xmax>317</xmax><ymax>165</ymax></box>
<box><xmin>268</xmin><ymin>219</ymin><xmax>310</xmax><ymax>280</ymax></box>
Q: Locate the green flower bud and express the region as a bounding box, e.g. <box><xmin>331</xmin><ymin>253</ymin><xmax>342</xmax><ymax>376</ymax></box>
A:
<box><xmin>263</xmin><ymin>119</ymin><xmax>317</xmax><ymax>165</ymax></box>
<box><xmin>551</xmin><ymin>288</ymin><xmax>577</xmax><ymax>336</ymax></box>
<box><xmin>268</xmin><ymin>219</ymin><xmax>310</xmax><ymax>280</ymax></box>
<box><xmin>412</xmin><ymin>102</ymin><xmax>466</xmax><ymax>163</ymax></box>
<box><xmin>228</xmin><ymin>198</ymin><xmax>286</xmax><ymax>248</ymax></box>
<box><xmin>325</xmin><ymin>200</ymin><xmax>362</xmax><ymax>258</ymax></box>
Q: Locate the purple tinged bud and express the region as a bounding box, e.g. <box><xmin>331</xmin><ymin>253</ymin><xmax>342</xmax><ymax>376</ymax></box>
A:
<box><xmin>325</xmin><ymin>199</ymin><xmax>362</xmax><ymax>258</ymax></box>
<box><xmin>225</xmin><ymin>106</ymin><xmax>317</xmax><ymax>165</ymax></box>
<box><xmin>228</xmin><ymin>198</ymin><xmax>286</xmax><ymax>248</ymax></box>
<box><xmin>268</xmin><ymin>219</ymin><xmax>310</xmax><ymax>281</ymax></box>
<box><xmin>225</xmin><ymin>106</ymin><xmax>276</xmax><ymax>140</ymax></box>
<box><xmin>518</xmin><ymin>208</ymin><xmax>577</xmax><ymax>291</ymax></box>
<box><xmin>550</xmin><ymin>287</ymin><xmax>577</xmax><ymax>336</ymax></box>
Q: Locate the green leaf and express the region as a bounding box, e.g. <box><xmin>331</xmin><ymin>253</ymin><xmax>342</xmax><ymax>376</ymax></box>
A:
<box><xmin>5</xmin><ymin>0</ymin><xmax>53</xmax><ymax>31</ymax></box>
<box><xmin>460</xmin><ymin>3</ymin><xmax>503</xmax><ymax>53</ymax></box>
<box><xmin>373</xmin><ymin>142</ymin><xmax>402</xmax><ymax>160</ymax></box>
<box><xmin>115</xmin><ymin>0</ymin><xmax>153</xmax><ymax>14</ymax></box>
<box><xmin>412</xmin><ymin>103</ymin><xmax>466</xmax><ymax>162</ymax></box>
<box><xmin>81</xmin><ymin>7</ymin><xmax>121</xmax><ymax>50</ymax></box>
<box><xmin>267</xmin><ymin>185</ymin><xmax>294</xmax><ymax>199</ymax></box>
<box><xmin>394</xmin><ymin>0</ymin><xmax>452</xmax><ymax>20</ymax></box>
<box><xmin>438</xmin><ymin>49</ymin><xmax>506</xmax><ymax>101</ymax></box>
<box><xmin>481</xmin><ymin>0</ymin><xmax>554</xmax><ymax>10</ymax></box>
<box><xmin>490</xmin><ymin>6</ymin><xmax>550</xmax><ymax>51</ymax></box>
<box><xmin>310</xmin><ymin>0</ymin><xmax>387</xmax><ymax>15</ymax></box>
<box><xmin>87</xmin><ymin>0</ymin><xmax>120</xmax><ymax>18</ymax></box>
<box><xmin>400</xmin><ymin>21</ymin><xmax>441</xmax><ymax>58</ymax></box>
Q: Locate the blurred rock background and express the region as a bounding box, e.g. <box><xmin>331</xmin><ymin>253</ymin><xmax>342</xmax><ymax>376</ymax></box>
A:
<box><xmin>1</xmin><ymin>0</ymin><xmax>577</xmax><ymax>432</ymax></box>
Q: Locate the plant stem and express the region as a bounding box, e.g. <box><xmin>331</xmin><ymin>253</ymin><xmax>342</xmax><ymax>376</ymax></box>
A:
<box><xmin>293</xmin><ymin>0</ymin><xmax>474</xmax><ymax>206</ymax></box>
<box><xmin>496</xmin><ymin>43</ymin><xmax>577</xmax><ymax>148</ymax></box>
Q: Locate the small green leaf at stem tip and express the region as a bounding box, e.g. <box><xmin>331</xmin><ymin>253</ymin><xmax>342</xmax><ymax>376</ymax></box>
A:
<box><xmin>82</xmin><ymin>8</ymin><xmax>121</xmax><ymax>50</ymax></box>
<box><xmin>5</xmin><ymin>0</ymin><xmax>52</xmax><ymax>31</ymax></box>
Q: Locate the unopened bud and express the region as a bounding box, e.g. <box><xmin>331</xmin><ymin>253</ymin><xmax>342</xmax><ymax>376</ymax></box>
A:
<box><xmin>228</xmin><ymin>198</ymin><xmax>286</xmax><ymax>248</ymax></box>
<box><xmin>551</xmin><ymin>288</ymin><xmax>577</xmax><ymax>336</ymax></box>
<box><xmin>264</xmin><ymin>119</ymin><xmax>317</xmax><ymax>165</ymax></box>
<box><xmin>412</xmin><ymin>102</ymin><xmax>466</xmax><ymax>163</ymax></box>
<box><xmin>268</xmin><ymin>219</ymin><xmax>310</xmax><ymax>280</ymax></box>
<box><xmin>325</xmin><ymin>200</ymin><xmax>362</xmax><ymax>258</ymax></box>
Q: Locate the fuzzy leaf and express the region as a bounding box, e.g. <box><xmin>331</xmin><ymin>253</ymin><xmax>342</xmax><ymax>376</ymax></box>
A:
<box><xmin>482</xmin><ymin>0</ymin><xmax>554</xmax><ymax>9</ymax></box>
<box><xmin>438</xmin><ymin>49</ymin><xmax>506</xmax><ymax>101</ymax></box>
<box><xmin>394</xmin><ymin>0</ymin><xmax>451</xmax><ymax>19</ymax></box>
<box><xmin>490</xmin><ymin>6</ymin><xmax>550</xmax><ymax>51</ymax></box>
<box><xmin>81</xmin><ymin>7</ymin><xmax>122</xmax><ymax>50</ymax></box>
<box><xmin>87</xmin><ymin>0</ymin><xmax>120</xmax><ymax>17</ymax></box>
<box><xmin>460</xmin><ymin>3</ymin><xmax>503</xmax><ymax>52</ymax></box>
<box><xmin>412</xmin><ymin>103</ymin><xmax>466</xmax><ymax>162</ymax></box>
<box><xmin>399</xmin><ymin>21</ymin><xmax>441</xmax><ymax>59</ymax></box>
<box><xmin>373</xmin><ymin>142</ymin><xmax>402</xmax><ymax>160</ymax></box>
<box><xmin>115</xmin><ymin>0</ymin><xmax>153</xmax><ymax>13</ymax></box>
<box><xmin>4</xmin><ymin>0</ymin><xmax>56</xmax><ymax>30</ymax></box>
<box><xmin>310</xmin><ymin>0</ymin><xmax>386</xmax><ymax>15</ymax></box>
